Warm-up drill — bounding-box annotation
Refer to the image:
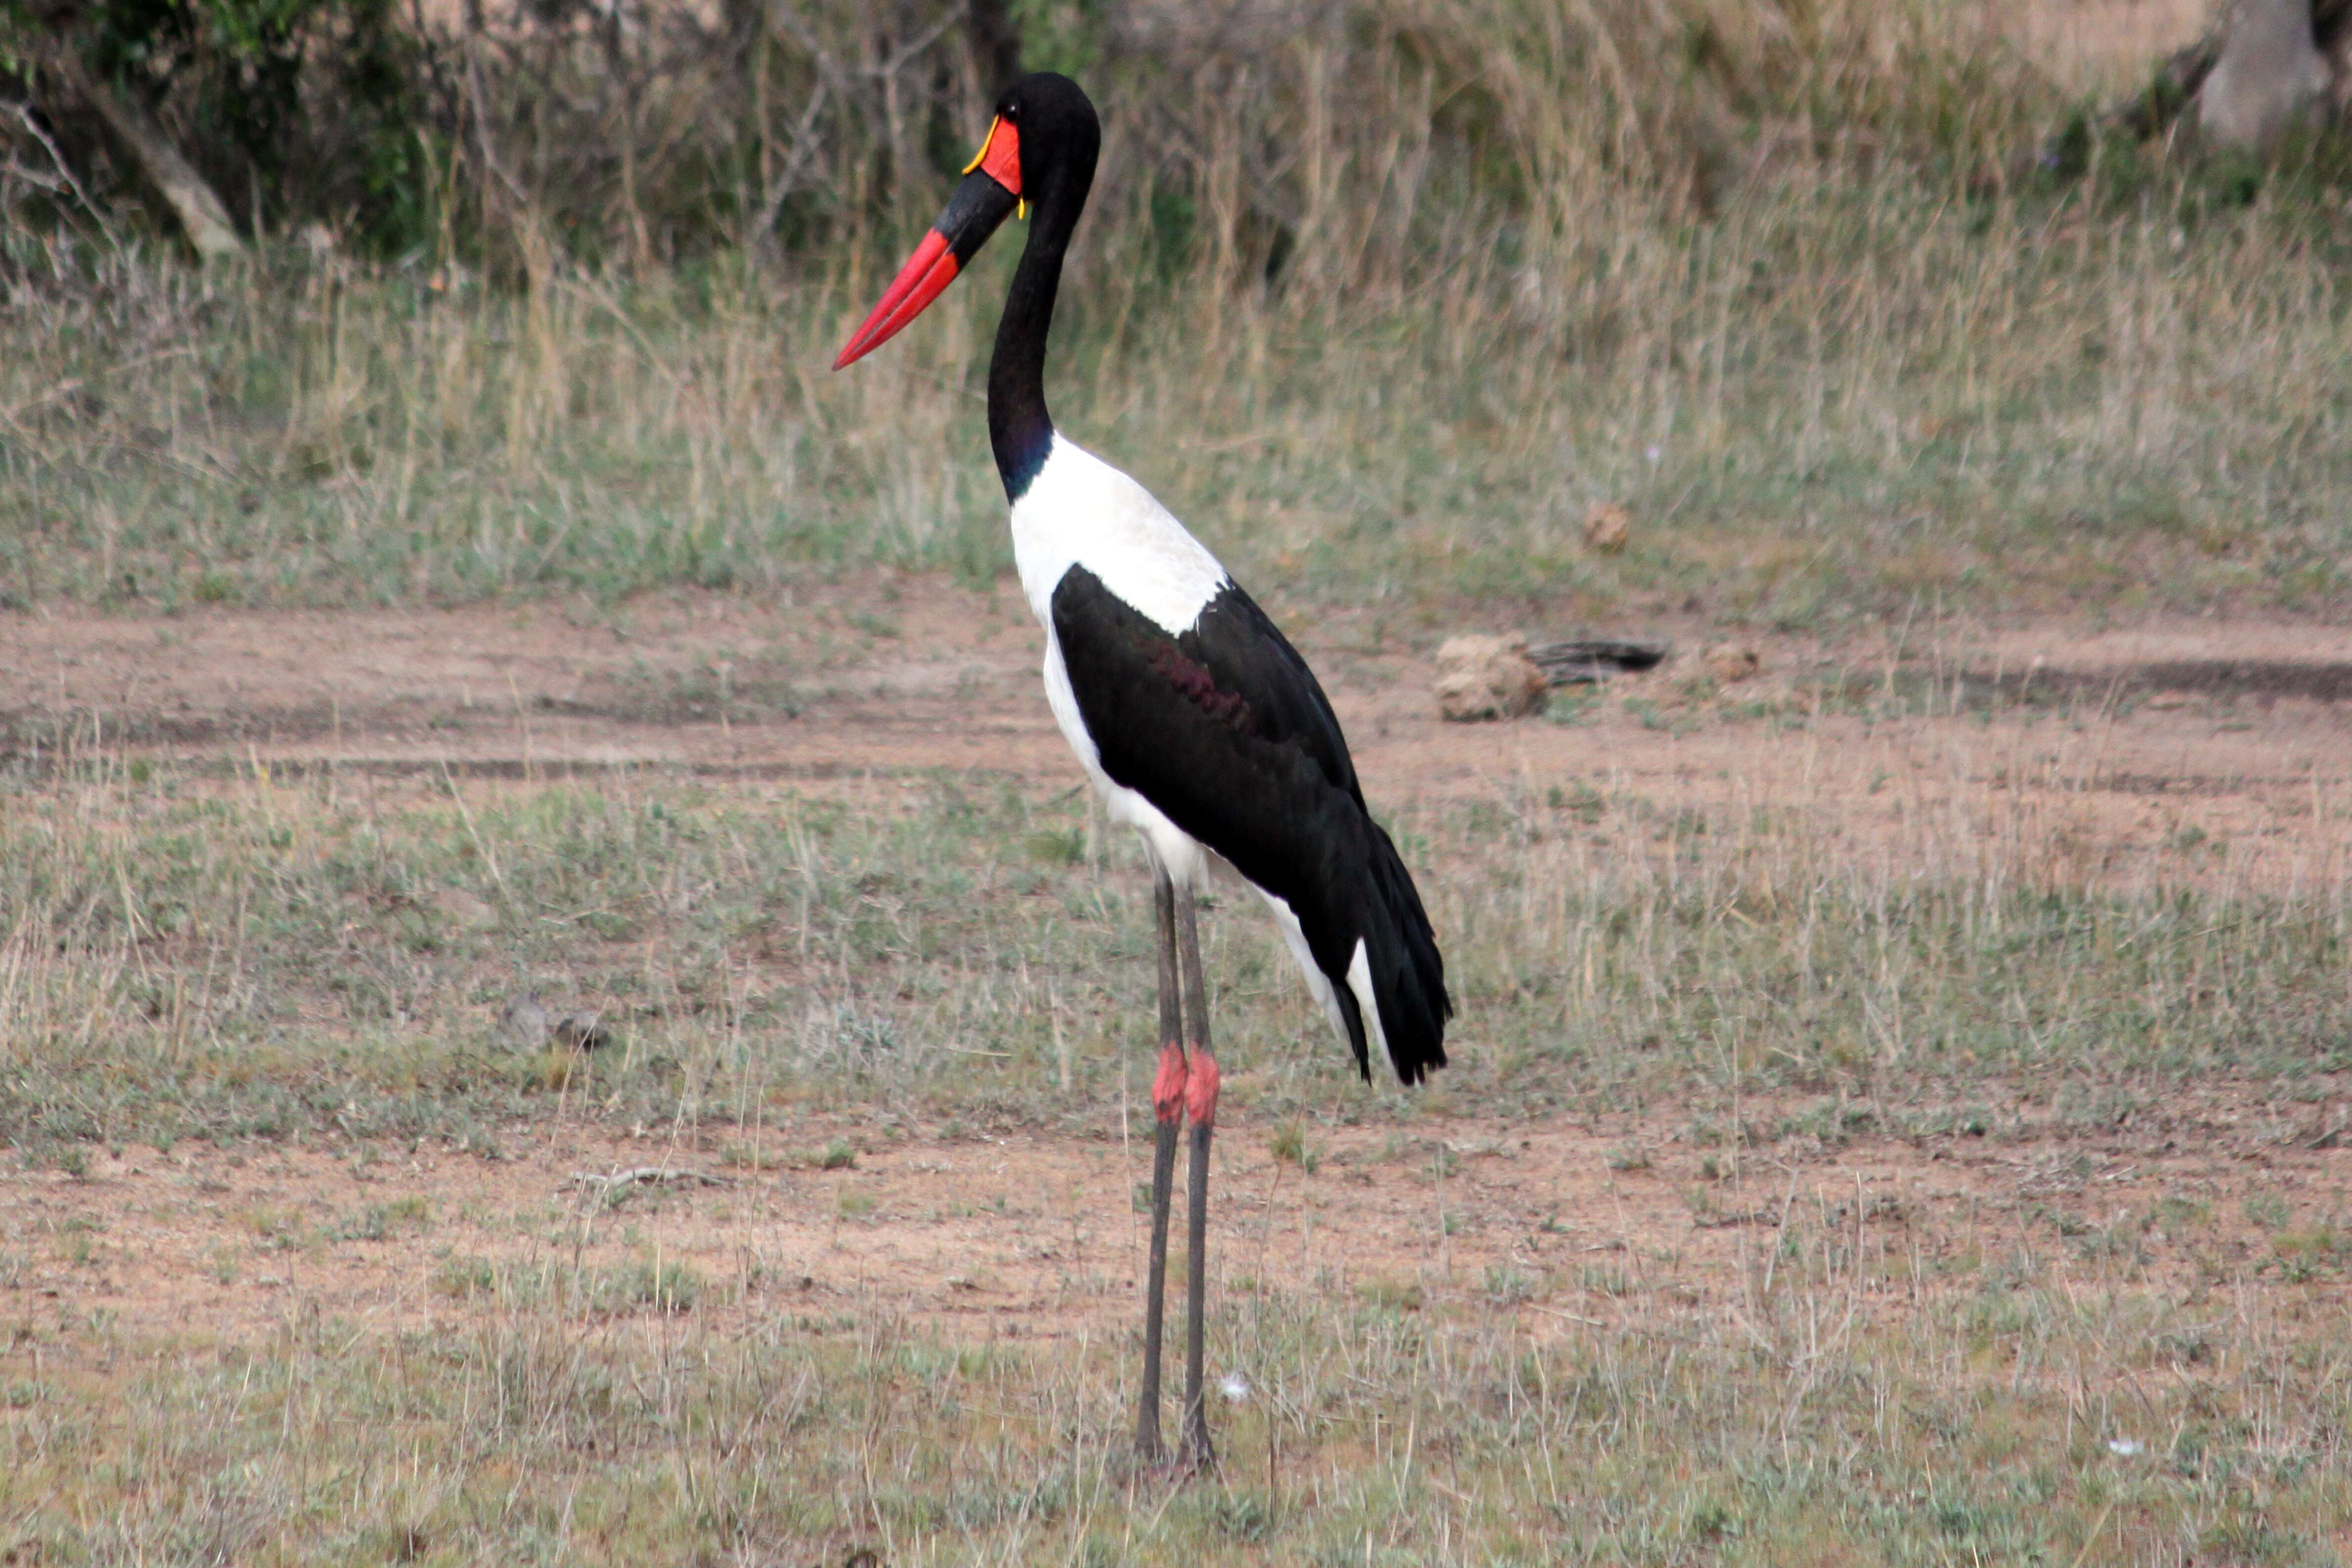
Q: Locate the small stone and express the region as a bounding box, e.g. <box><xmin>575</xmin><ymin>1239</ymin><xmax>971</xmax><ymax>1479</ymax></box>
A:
<box><xmin>1435</xmin><ymin>635</ymin><xmax>1549</xmax><ymax>722</ymax></box>
<box><xmin>496</xmin><ymin>991</ymin><xmax>549</xmax><ymax>1049</ymax></box>
<box><xmin>1701</xmin><ymin>644</ymin><xmax>1761</xmax><ymax>684</ymax></box>
<box><xmin>552</xmin><ymin>1011</ymin><xmax>612</xmax><ymax>1052</ymax></box>
<box><xmin>1583</xmin><ymin>501</ymin><xmax>1632</xmax><ymax>555</ymax></box>
<box><xmin>500</xmin><ymin>990</ymin><xmax>611</xmax><ymax>1051</ymax></box>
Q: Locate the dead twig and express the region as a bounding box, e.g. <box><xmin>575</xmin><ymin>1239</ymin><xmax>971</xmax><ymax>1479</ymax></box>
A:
<box><xmin>1526</xmin><ymin>637</ymin><xmax>1672</xmax><ymax>686</ymax></box>
<box><xmin>4</xmin><ymin>98</ymin><xmax>119</xmax><ymax>250</ymax></box>
<box><xmin>752</xmin><ymin>79</ymin><xmax>830</xmax><ymax>245</ymax></box>
<box><xmin>565</xmin><ymin>1166</ymin><xmax>737</xmax><ymax>1193</ymax></box>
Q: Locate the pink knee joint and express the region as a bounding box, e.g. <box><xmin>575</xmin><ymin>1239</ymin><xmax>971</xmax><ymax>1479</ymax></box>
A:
<box><xmin>1183</xmin><ymin>1051</ymin><xmax>1221</xmax><ymax>1127</ymax></box>
<box><xmin>1151</xmin><ymin>1043</ymin><xmax>1189</xmax><ymax>1125</ymax></box>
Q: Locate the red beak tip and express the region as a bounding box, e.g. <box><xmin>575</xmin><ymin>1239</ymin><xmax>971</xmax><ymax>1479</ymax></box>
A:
<box><xmin>834</xmin><ymin>229</ymin><xmax>957</xmax><ymax>376</ymax></box>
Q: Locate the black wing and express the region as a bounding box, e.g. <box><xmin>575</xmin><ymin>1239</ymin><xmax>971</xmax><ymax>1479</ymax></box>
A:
<box><xmin>1051</xmin><ymin>566</ymin><xmax>1450</xmax><ymax>1083</ymax></box>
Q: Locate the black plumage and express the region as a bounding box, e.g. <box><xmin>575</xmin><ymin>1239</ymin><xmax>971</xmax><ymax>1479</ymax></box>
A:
<box><xmin>1051</xmin><ymin>567</ymin><xmax>1450</xmax><ymax>1084</ymax></box>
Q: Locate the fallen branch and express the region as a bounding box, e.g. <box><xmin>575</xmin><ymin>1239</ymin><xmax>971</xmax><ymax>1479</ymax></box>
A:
<box><xmin>565</xmin><ymin>1166</ymin><xmax>737</xmax><ymax>1193</ymax></box>
<box><xmin>50</xmin><ymin>53</ymin><xmax>243</xmax><ymax>260</ymax></box>
<box><xmin>1526</xmin><ymin>637</ymin><xmax>1671</xmax><ymax>686</ymax></box>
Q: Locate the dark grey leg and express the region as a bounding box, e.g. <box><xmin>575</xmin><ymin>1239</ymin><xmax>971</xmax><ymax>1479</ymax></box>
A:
<box><xmin>1137</xmin><ymin>861</ymin><xmax>1185</xmax><ymax>1467</ymax></box>
<box><xmin>1176</xmin><ymin>887</ymin><xmax>1219</xmax><ymax>1473</ymax></box>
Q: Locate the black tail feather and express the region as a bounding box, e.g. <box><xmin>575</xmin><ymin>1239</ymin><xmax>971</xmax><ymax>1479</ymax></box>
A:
<box><xmin>1355</xmin><ymin>820</ymin><xmax>1451</xmax><ymax>1084</ymax></box>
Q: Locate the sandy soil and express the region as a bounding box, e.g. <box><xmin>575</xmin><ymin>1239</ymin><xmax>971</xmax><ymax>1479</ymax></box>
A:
<box><xmin>4</xmin><ymin>1094</ymin><xmax>2347</xmax><ymax>1360</ymax></box>
<box><xmin>5</xmin><ymin>586</ymin><xmax>2352</xmax><ymax>1358</ymax></box>
<box><xmin>7</xmin><ymin>585</ymin><xmax>2352</xmax><ymax>892</ymax></box>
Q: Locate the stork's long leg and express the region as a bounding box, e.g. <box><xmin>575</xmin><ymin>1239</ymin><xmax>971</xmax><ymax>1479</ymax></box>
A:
<box><xmin>1136</xmin><ymin>860</ymin><xmax>1185</xmax><ymax>1466</ymax></box>
<box><xmin>1175</xmin><ymin>887</ymin><xmax>1220</xmax><ymax>1472</ymax></box>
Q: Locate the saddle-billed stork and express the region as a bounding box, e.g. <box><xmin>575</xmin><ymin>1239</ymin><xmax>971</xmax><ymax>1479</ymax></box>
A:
<box><xmin>834</xmin><ymin>72</ymin><xmax>1451</xmax><ymax>1473</ymax></box>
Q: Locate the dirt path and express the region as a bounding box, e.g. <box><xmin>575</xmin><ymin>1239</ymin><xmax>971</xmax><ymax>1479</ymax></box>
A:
<box><xmin>7</xmin><ymin>583</ymin><xmax>2352</xmax><ymax>890</ymax></box>
<box><xmin>7</xmin><ymin>1096</ymin><xmax>2349</xmax><ymax>1364</ymax></box>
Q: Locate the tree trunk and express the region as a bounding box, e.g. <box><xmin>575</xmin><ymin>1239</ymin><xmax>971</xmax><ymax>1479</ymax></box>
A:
<box><xmin>967</xmin><ymin>0</ymin><xmax>1023</xmax><ymax>97</ymax></box>
<box><xmin>2108</xmin><ymin>0</ymin><xmax>2349</xmax><ymax>142</ymax></box>
<box><xmin>53</xmin><ymin>51</ymin><xmax>245</xmax><ymax>260</ymax></box>
<box><xmin>2199</xmin><ymin>0</ymin><xmax>2332</xmax><ymax>147</ymax></box>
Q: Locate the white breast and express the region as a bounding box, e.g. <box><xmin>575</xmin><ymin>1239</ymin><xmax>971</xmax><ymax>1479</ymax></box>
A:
<box><xmin>1009</xmin><ymin>435</ymin><xmax>1228</xmax><ymax>635</ymax></box>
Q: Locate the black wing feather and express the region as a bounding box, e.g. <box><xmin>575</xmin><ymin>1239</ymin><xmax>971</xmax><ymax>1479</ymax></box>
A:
<box><xmin>1051</xmin><ymin>566</ymin><xmax>1450</xmax><ymax>1083</ymax></box>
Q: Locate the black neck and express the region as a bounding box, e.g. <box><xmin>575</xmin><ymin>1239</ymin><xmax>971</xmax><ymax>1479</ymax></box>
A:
<box><xmin>987</xmin><ymin>188</ymin><xmax>1082</xmax><ymax>501</ymax></box>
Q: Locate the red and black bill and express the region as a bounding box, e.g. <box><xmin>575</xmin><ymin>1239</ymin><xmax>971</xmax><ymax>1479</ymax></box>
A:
<box><xmin>833</xmin><ymin>115</ymin><xmax>1026</xmax><ymax>370</ymax></box>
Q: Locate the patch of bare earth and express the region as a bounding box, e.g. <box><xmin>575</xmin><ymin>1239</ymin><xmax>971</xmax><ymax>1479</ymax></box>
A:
<box><xmin>6</xmin><ymin>582</ymin><xmax>2352</xmax><ymax>1362</ymax></box>
<box><xmin>6</xmin><ymin>1096</ymin><xmax>2349</xmax><ymax>1370</ymax></box>
<box><xmin>8</xmin><ymin>585</ymin><xmax>2352</xmax><ymax>892</ymax></box>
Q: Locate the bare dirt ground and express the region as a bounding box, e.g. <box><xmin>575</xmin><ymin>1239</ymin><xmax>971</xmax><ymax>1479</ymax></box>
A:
<box><xmin>8</xmin><ymin>581</ymin><xmax>2352</xmax><ymax>888</ymax></box>
<box><xmin>6</xmin><ymin>1092</ymin><xmax>2349</xmax><ymax>1359</ymax></box>
<box><xmin>5</xmin><ymin>585</ymin><xmax>2352</xmax><ymax>1361</ymax></box>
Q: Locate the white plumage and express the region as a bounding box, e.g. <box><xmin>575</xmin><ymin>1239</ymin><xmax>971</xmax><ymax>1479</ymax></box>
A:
<box><xmin>1020</xmin><ymin>433</ymin><xmax>1228</xmax><ymax>892</ymax></box>
<box><xmin>1012</xmin><ymin>436</ymin><xmax>1228</xmax><ymax>635</ymax></box>
<box><xmin>1017</xmin><ymin>434</ymin><xmax>1361</xmax><ymax>1053</ymax></box>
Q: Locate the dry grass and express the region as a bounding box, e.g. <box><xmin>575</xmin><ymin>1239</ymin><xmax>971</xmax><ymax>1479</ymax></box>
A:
<box><xmin>3</xmin><ymin>693</ymin><xmax>2349</xmax><ymax>1157</ymax></box>
<box><xmin>5</xmin><ymin>0</ymin><xmax>2352</xmax><ymax>1555</ymax></box>
<box><xmin>3</xmin><ymin>0</ymin><xmax>2350</xmax><ymax>625</ymax></box>
<box><xmin>5</xmin><ymin>651</ymin><xmax>2352</xmax><ymax>1560</ymax></box>
<box><xmin>4</xmin><ymin>168</ymin><xmax>2350</xmax><ymax>627</ymax></box>
<box><xmin>6</xmin><ymin>1192</ymin><xmax>2350</xmax><ymax>1564</ymax></box>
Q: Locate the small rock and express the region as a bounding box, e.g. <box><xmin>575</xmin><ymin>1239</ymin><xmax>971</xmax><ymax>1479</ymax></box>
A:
<box><xmin>1435</xmin><ymin>635</ymin><xmax>1549</xmax><ymax>722</ymax></box>
<box><xmin>1583</xmin><ymin>501</ymin><xmax>1632</xmax><ymax>555</ymax></box>
<box><xmin>496</xmin><ymin>991</ymin><xmax>549</xmax><ymax>1049</ymax></box>
<box><xmin>552</xmin><ymin>1011</ymin><xmax>612</xmax><ymax>1052</ymax></box>
<box><xmin>1701</xmin><ymin>644</ymin><xmax>1761</xmax><ymax>684</ymax></box>
<box><xmin>497</xmin><ymin>992</ymin><xmax>611</xmax><ymax>1051</ymax></box>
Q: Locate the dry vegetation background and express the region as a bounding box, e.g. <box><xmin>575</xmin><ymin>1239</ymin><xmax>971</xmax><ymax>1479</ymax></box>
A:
<box><xmin>0</xmin><ymin>0</ymin><xmax>2347</xmax><ymax>622</ymax></box>
<box><xmin>4</xmin><ymin>0</ymin><xmax>2352</xmax><ymax>1564</ymax></box>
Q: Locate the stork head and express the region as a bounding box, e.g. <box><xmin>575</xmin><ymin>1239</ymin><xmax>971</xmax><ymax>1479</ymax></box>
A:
<box><xmin>833</xmin><ymin>73</ymin><xmax>1100</xmax><ymax>371</ymax></box>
